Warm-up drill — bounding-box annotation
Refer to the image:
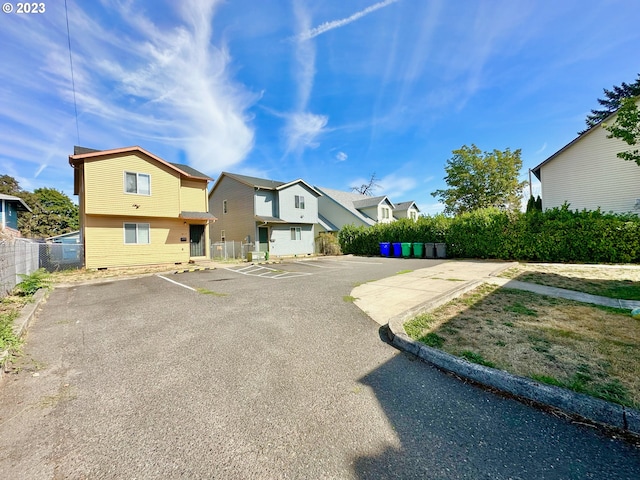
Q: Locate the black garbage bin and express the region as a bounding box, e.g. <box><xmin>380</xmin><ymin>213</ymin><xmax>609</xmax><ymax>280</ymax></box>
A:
<box><xmin>435</xmin><ymin>243</ymin><xmax>447</xmax><ymax>259</ymax></box>
<box><xmin>424</xmin><ymin>242</ymin><xmax>436</xmax><ymax>259</ymax></box>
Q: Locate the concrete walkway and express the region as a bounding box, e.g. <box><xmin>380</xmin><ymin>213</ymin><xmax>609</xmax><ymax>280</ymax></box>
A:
<box><xmin>351</xmin><ymin>259</ymin><xmax>640</xmax><ymax>435</ymax></box>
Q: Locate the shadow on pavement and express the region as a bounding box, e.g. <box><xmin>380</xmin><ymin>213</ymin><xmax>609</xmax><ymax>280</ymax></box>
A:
<box><xmin>351</xmin><ymin>353</ymin><xmax>640</xmax><ymax>479</ymax></box>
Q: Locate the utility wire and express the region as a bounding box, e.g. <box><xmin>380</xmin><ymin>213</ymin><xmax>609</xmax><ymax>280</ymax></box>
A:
<box><xmin>65</xmin><ymin>0</ymin><xmax>80</xmax><ymax>144</ymax></box>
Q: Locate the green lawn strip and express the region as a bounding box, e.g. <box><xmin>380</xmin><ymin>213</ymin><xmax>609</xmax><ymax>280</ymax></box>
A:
<box><xmin>500</xmin><ymin>267</ymin><xmax>640</xmax><ymax>300</ymax></box>
<box><xmin>405</xmin><ymin>283</ymin><xmax>640</xmax><ymax>409</ymax></box>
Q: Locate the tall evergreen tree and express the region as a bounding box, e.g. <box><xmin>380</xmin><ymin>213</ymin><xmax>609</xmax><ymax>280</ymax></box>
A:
<box><xmin>581</xmin><ymin>74</ymin><xmax>640</xmax><ymax>134</ymax></box>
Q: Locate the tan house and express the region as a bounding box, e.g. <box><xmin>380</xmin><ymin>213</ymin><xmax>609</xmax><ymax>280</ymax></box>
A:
<box><xmin>69</xmin><ymin>146</ymin><xmax>215</xmax><ymax>269</ymax></box>
<box><xmin>532</xmin><ymin>100</ymin><xmax>640</xmax><ymax>214</ymax></box>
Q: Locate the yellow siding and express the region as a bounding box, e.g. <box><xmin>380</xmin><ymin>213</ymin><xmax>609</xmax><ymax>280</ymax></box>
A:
<box><xmin>180</xmin><ymin>179</ymin><xmax>208</xmax><ymax>212</ymax></box>
<box><xmin>84</xmin><ymin>216</ymin><xmax>191</xmax><ymax>269</ymax></box>
<box><xmin>83</xmin><ymin>153</ymin><xmax>181</xmax><ymax>217</ymax></box>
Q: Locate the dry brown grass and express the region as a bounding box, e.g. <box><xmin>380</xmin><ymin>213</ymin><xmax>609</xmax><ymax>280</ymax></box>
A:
<box><xmin>500</xmin><ymin>263</ymin><xmax>640</xmax><ymax>300</ymax></box>
<box><xmin>405</xmin><ymin>283</ymin><xmax>640</xmax><ymax>408</ymax></box>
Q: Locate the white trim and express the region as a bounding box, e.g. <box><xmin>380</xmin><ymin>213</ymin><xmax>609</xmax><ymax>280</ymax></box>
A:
<box><xmin>123</xmin><ymin>222</ymin><xmax>151</xmax><ymax>244</ymax></box>
<box><xmin>123</xmin><ymin>171</ymin><xmax>151</xmax><ymax>196</ymax></box>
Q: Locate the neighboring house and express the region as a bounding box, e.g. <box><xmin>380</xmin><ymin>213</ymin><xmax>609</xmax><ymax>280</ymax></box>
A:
<box><xmin>532</xmin><ymin>102</ymin><xmax>640</xmax><ymax>214</ymax></box>
<box><xmin>208</xmin><ymin>172</ymin><xmax>321</xmax><ymax>257</ymax></box>
<box><xmin>315</xmin><ymin>187</ymin><xmax>396</xmax><ymax>232</ymax></box>
<box><xmin>0</xmin><ymin>194</ymin><xmax>31</xmax><ymax>237</ymax></box>
<box><xmin>393</xmin><ymin>201</ymin><xmax>420</xmax><ymax>221</ymax></box>
<box><xmin>69</xmin><ymin>146</ymin><xmax>215</xmax><ymax>269</ymax></box>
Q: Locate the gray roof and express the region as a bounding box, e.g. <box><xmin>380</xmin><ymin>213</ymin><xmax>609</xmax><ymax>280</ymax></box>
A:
<box><xmin>223</xmin><ymin>172</ymin><xmax>285</xmax><ymax>190</ymax></box>
<box><xmin>318</xmin><ymin>213</ymin><xmax>339</xmax><ymax>232</ymax></box>
<box><xmin>180</xmin><ymin>211</ymin><xmax>217</xmax><ymax>220</ymax></box>
<box><xmin>393</xmin><ymin>201</ymin><xmax>419</xmax><ymax>212</ymax></box>
<box><xmin>0</xmin><ymin>194</ymin><xmax>31</xmax><ymax>212</ymax></box>
<box><xmin>353</xmin><ymin>195</ymin><xmax>390</xmax><ymax>209</ymax></box>
<box><xmin>169</xmin><ymin>163</ymin><xmax>211</xmax><ymax>180</ymax></box>
<box><xmin>314</xmin><ymin>187</ymin><xmax>377</xmax><ymax>226</ymax></box>
<box><xmin>73</xmin><ymin>145</ymin><xmax>100</xmax><ymax>155</ymax></box>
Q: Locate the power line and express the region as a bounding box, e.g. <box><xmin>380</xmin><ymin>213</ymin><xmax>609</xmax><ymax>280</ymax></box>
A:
<box><xmin>64</xmin><ymin>0</ymin><xmax>80</xmax><ymax>144</ymax></box>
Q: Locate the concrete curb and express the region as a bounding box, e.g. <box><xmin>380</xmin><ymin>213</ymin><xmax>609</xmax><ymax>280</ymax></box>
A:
<box><xmin>1</xmin><ymin>288</ymin><xmax>48</xmax><ymax>379</ymax></box>
<box><xmin>173</xmin><ymin>267</ymin><xmax>215</xmax><ymax>274</ymax></box>
<box><xmin>386</xmin><ymin>276</ymin><xmax>640</xmax><ymax>436</ymax></box>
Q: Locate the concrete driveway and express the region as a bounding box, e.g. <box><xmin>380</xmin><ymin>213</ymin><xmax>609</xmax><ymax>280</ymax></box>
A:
<box><xmin>1</xmin><ymin>257</ymin><xmax>638</xmax><ymax>479</ymax></box>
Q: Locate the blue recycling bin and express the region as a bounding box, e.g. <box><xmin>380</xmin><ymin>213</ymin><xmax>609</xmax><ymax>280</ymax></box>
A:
<box><xmin>392</xmin><ymin>242</ymin><xmax>402</xmax><ymax>257</ymax></box>
<box><xmin>379</xmin><ymin>242</ymin><xmax>391</xmax><ymax>257</ymax></box>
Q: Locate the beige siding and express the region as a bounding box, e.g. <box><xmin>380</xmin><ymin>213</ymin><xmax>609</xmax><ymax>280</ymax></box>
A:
<box><xmin>208</xmin><ymin>175</ymin><xmax>256</xmax><ymax>243</ymax></box>
<box><xmin>84</xmin><ymin>216</ymin><xmax>191</xmax><ymax>269</ymax></box>
<box><xmin>180</xmin><ymin>179</ymin><xmax>208</xmax><ymax>212</ymax></box>
<box><xmin>541</xmin><ymin>122</ymin><xmax>640</xmax><ymax>214</ymax></box>
<box><xmin>83</xmin><ymin>153</ymin><xmax>180</xmax><ymax>217</ymax></box>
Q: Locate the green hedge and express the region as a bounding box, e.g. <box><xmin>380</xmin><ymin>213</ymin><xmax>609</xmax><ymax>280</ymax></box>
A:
<box><xmin>338</xmin><ymin>206</ymin><xmax>640</xmax><ymax>263</ymax></box>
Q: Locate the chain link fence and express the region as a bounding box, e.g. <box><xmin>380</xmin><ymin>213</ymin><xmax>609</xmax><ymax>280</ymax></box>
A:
<box><xmin>0</xmin><ymin>239</ymin><xmax>84</xmax><ymax>298</ymax></box>
<box><xmin>211</xmin><ymin>241</ymin><xmax>253</xmax><ymax>260</ymax></box>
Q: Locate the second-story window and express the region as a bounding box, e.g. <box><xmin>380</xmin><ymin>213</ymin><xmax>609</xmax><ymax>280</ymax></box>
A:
<box><xmin>381</xmin><ymin>207</ymin><xmax>389</xmax><ymax>219</ymax></box>
<box><xmin>223</xmin><ymin>200</ymin><xmax>228</xmax><ymax>214</ymax></box>
<box><xmin>295</xmin><ymin>195</ymin><xmax>305</xmax><ymax>209</ymax></box>
<box><xmin>125</xmin><ymin>172</ymin><xmax>151</xmax><ymax>195</ymax></box>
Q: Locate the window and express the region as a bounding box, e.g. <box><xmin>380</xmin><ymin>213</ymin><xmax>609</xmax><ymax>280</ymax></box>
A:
<box><xmin>290</xmin><ymin>227</ymin><xmax>301</xmax><ymax>240</ymax></box>
<box><xmin>221</xmin><ymin>230</ymin><xmax>226</xmax><ymax>241</ymax></box>
<box><xmin>223</xmin><ymin>200</ymin><xmax>228</xmax><ymax>214</ymax></box>
<box><xmin>124</xmin><ymin>172</ymin><xmax>151</xmax><ymax>195</ymax></box>
<box><xmin>124</xmin><ymin>223</ymin><xmax>150</xmax><ymax>244</ymax></box>
<box><xmin>295</xmin><ymin>195</ymin><xmax>305</xmax><ymax>209</ymax></box>
<box><xmin>381</xmin><ymin>207</ymin><xmax>389</xmax><ymax>219</ymax></box>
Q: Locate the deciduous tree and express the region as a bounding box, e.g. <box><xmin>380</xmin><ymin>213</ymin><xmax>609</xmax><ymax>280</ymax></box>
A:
<box><xmin>604</xmin><ymin>97</ymin><xmax>640</xmax><ymax>165</ymax></box>
<box><xmin>431</xmin><ymin>144</ymin><xmax>527</xmax><ymax>216</ymax></box>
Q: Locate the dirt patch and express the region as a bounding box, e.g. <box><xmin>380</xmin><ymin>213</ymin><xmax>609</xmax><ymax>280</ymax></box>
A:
<box><xmin>405</xmin><ymin>283</ymin><xmax>640</xmax><ymax>409</ymax></box>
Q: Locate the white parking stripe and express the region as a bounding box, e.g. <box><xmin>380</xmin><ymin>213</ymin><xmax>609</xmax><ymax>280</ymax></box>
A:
<box><xmin>293</xmin><ymin>261</ymin><xmax>336</xmax><ymax>268</ymax></box>
<box><xmin>156</xmin><ymin>274</ymin><xmax>197</xmax><ymax>291</ymax></box>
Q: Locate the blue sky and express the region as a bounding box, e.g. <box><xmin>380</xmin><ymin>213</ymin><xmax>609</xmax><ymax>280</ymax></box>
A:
<box><xmin>1</xmin><ymin>0</ymin><xmax>639</xmax><ymax>214</ymax></box>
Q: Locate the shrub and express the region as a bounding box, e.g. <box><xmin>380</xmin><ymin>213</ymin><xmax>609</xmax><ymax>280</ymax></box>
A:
<box><xmin>15</xmin><ymin>268</ymin><xmax>51</xmax><ymax>296</ymax></box>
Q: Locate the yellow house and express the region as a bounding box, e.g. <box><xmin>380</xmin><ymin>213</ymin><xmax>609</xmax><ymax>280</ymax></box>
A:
<box><xmin>69</xmin><ymin>146</ymin><xmax>215</xmax><ymax>269</ymax></box>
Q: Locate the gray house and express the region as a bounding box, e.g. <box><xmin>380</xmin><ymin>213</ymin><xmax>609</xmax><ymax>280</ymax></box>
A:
<box><xmin>208</xmin><ymin>172</ymin><xmax>322</xmax><ymax>257</ymax></box>
<box><xmin>316</xmin><ymin>187</ymin><xmax>419</xmax><ymax>232</ymax></box>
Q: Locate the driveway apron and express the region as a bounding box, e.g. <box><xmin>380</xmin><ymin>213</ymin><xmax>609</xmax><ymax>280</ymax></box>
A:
<box><xmin>0</xmin><ymin>258</ymin><xmax>638</xmax><ymax>479</ymax></box>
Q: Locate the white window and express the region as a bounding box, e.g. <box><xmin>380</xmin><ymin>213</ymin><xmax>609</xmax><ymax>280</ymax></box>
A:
<box><xmin>290</xmin><ymin>227</ymin><xmax>301</xmax><ymax>240</ymax></box>
<box><xmin>124</xmin><ymin>223</ymin><xmax>150</xmax><ymax>244</ymax></box>
<box><xmin>381</xmin><ymin>207</ymin><xmax>389</xmax><ymax>219</ymax></box>
<box><xmin>223</xmin><ymin>200</ymin><xmax>228</xmax><ymax>214</ymax></box>
<box><xmin>295</xmin><ymin>195</ymin><xmax>305</xmax><ymax>209</ymax></box>
<box><xmin>124</xmin><ymin>172</ymin><xmax>151</xmax><ymax>195</ymax></box>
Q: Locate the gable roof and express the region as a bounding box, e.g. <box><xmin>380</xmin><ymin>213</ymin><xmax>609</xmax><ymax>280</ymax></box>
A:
<box><xmin>0</xmin><ymin>193</ymin><xmax>32</xmax><ymax>212</ymax></box>
<box><xmin>531</xmin><ymin>98</ymin><xmax>640</xmax><ymax>181</ymax></box>
<box><xmin>211</xmin><ymin>172</ymin><xmax>322</xmax><ymax>197</ymax></box>
<box><xmin>69</xmin><ymin>146</ymin><xmax>212</xmax><ymax>181</ymax></box>
<box><xmin>315</xmin><ymin>187</ymin><xmax>388</xmax><ymax>226</ymax></box>
<box><xmin>393</xmin><ymin>201</ymin><xmax>419</xmax><ymax>212</ymax></box>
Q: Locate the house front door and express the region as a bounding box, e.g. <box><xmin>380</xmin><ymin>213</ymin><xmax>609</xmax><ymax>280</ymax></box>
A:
<box><xmin>189</xmin><ymin>224</ymin><xmax>205</xmax><ymax>257</ymax></box>
<box><xmin>258</xmin><ymin>226</ymin><xmax>269</xmax><ymax>253</ymax></box>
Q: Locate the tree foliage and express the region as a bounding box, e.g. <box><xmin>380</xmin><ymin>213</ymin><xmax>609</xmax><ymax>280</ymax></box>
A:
<box><xmin>431</xmin><ymin>144</ymin><xmax>527</xmax><ymax>216</ymax></box>
<box><xmin>581</xmin><ymin>74</ymin><xmax>640</xmax><ymax>134</ymax></box>
<box><xmin>0</xmin><ymin>175</ymin><xmax>78</xmax><ymax>238</ymax></box>
<box><xmin>604</xmin><ymin>97</ymin><xmax>640</xmax><ymax>165</ymax></box>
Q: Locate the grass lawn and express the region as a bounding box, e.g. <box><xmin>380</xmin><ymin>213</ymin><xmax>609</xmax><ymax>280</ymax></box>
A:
<box><xmin>500</xmin><ymin>264</ymin><xmax>640</xmax><ymax>300</ymax></box>
<box><xmin>405</xmin><ymin>283</ymin><xmax>640</xmax><ymax>409</ymax></box>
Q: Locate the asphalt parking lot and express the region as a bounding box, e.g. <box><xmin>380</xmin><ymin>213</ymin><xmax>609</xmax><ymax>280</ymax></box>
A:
<box><xmin>1</xmin><ymin>257</ymin><xmax>639</xmax><ymax>479</ymax></box>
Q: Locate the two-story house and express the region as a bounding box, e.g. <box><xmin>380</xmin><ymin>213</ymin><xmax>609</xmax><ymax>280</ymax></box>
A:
<box><xmin>315</xmin><ymin>187</ymin><xmax>410</xmax><ymax>232</ymax></box>
<box><xmin>0</xmin><ymin>194</ymin><xmax>31</xmax><ymax>238</ymax></box>
<box><xmin>208</xmin><ymin>172</ymin><xmax>321</xmax><ymax>257</ymax></box>
<box><xmin>69</xmin><ymin>146</ymin><xmax>215</xmax><ymax>269</ymax></box>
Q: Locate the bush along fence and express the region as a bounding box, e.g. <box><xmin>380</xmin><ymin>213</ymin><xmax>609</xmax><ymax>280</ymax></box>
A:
<box><xmin>338</xmin><ymin>206</ymin><xmax>640</xmax><ymax>264</ymax></box>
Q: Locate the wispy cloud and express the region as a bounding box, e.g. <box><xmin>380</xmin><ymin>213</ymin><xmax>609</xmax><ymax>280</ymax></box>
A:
<box><xmin>535</xmin><ymin>142</ymin><xmax>548</xmax><ymax>155</ymax></box>
<box><xmin>335</xmin><ymin>151</ymin><xmax>348</xmax><ymax>162</ymax></box>
<box><xmin>297</xmin><ymin>0</ymin><xmax>400</xmax><ymax>41</ymax></box>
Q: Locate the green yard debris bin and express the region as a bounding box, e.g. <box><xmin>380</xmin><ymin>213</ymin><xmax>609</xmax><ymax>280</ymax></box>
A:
<box><xmin>425</xmin><ymin>242</ymin><xmax>436</xmax><ymax>259</ymax></box>
<box><xmin>401</xmin><ymin>242</ymin><xmax>412</xmax><ymax>258</ymax></box>
<box><xmin>412</xmin><ymin>242</ymin><xmax>424</xmax><ymax>258</ymax></box>
<box><xmin>435</xmin><ymin>242</ymin><xmax>447</xmax><ymax>259</ymax></box>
